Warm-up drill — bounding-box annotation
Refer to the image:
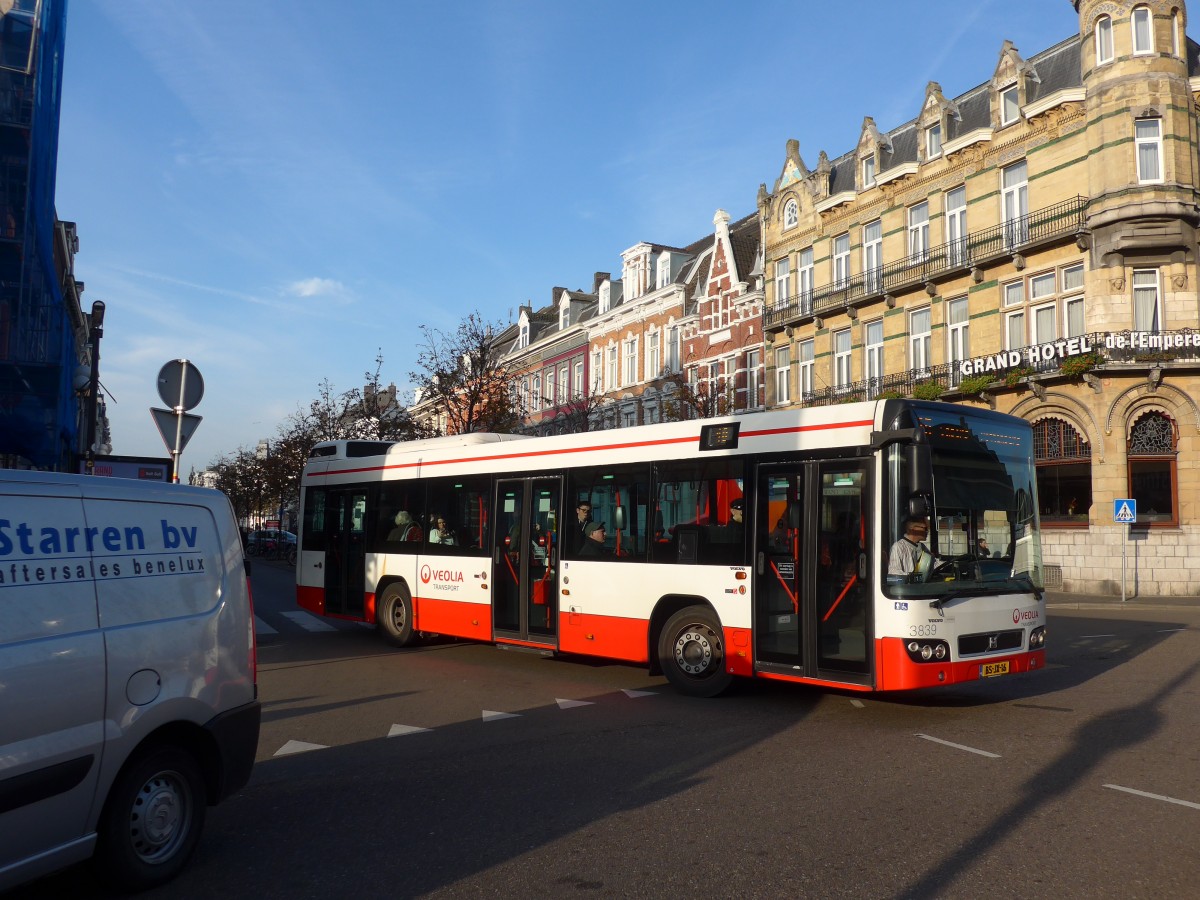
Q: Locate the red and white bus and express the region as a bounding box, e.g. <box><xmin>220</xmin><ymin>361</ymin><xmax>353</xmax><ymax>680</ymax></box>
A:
<box><xmin>295</xmin><ymin>399</ymin><xmax>1046</xmax><ymax>695</ymax></box>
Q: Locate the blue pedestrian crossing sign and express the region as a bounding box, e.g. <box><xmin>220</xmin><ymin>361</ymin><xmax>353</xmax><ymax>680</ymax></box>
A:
<box><xmin>1113</xmin><ymin>499</ymin><xmax>1137</xmax><ymax>523</ymax></box>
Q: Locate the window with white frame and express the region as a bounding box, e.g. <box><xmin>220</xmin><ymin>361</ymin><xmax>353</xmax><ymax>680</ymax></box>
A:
<box><xmin>573</xmin><ymin>361</ymin><xmax>584</xmax><ymax>398</ymax></box>
<box><xmin>784</xmin><ymin>199</ymin><xmax>799</xmax><ymax>230</ymax></box>
<box><xmin>833</xmin><ymin>233</ymin><xmax>851</xmax><ymax>287</ymax></box>
<box><xmin>521</xmin><ymin>377</ymin><xmax>530</xmax><ymax>412</ymax></box>
<box><xmin>599</xmin><ymin>283</ymin><xmax>611</xmax><ymax>314</ymax></box>
<box><xmin>624</xmin><ymin>338</ymin><xmax>638</xmax><ymax>385</ymax></box>
<box><xmin>947</xmin><ymin>297</ymin><xmax>969</xmax><ymax>386</ymax></box>
<box><xmin>591</xmin><ymin>349</ymin><xmax>603</xmax><ymax>392</ymax></box>
<box><xmin>1132</xmin><ymin>5</ymin><xmax>1154</xmax><ymax>55</ymax></box>
<box><xmin>1174</xmin><ymin>9</ymin><xmax>1182</xmax><ymax>57</ymax></box>
<box><xmin>834</xmin><ymin>328</ymin><xmax>852</xmax><ymax>391</ymax></box>
<box><xmin>647</xmin><ymin>330</ymin><xmax>660</xmax><ymax>378</ymax></box>
<box><xmin>908</xmin><ymin>202</ymin><xmax>929</xmax><ymax>260</ymax></box>
<box><xmin>775</xmin><ymin>345</ymin><xmax>791</xmax><ymax>403</ymax></box>
<box><xmin>746</xmin><ymin>349</ymin><xmax>762</xmax><ymax>409</ymax></box>
<box><xmin>1002</xmin><ymin>160</ymin><xmax>1029</xmax><ymax>247</ymax></box>
<box><xmin>545</xmin><ymin>370</ymin><xmax>555</xmax><ymax>409</ymax></box>
<box><xmin>909</xmin><ymin>308</ymin><xmax>932</xmax><ymax>372</ymax></box>
<box><xmin>1000</xmin><ymin>84</ymin><xmax>1020</xmax><ymax>126</ymax></box>
<box><xmin>798</xmin><ymin>248</ymin><xmax>814</xmax><ymax>311</ymax></box>
<box><xmin>518</xmin><ymin>319</ymin><xmax>530</xmax><ymax>348</ymax></box>
<box><xmin>1096</xmin><ymin>14</ymin><xmax>1114</xmax><ymax>64</ymax></box>
<box><xmin>1135</xmin><ymin>118</ymin><xmax>1163</xmax><ymax>183</ymax></box>
<box><xmin>533</xmin><ymin>374</ymin><xmax>542</xmax><ymax>407</ymax></box>
<box><xmin>798</xmin><ymin>339</ymin><xmax>814</xmax><ymax>399</ymax></box>
<box><xmin>657</xmin><ymin>254</ymin><xmax>671</xmax><ymax>290</ymax></box>
<box><xmin>946</xmin><ymin>186</ymin><xmax>967</xmax><ymax>266</ymax></box>
<box><xmin>1006</xmin><ymin>310</ymin><xmax>1026</xmax><ymax>350</ymax></box>
<box><xmin>865</xmin><ymin>319</ymin><xmax>884</xmax><ymax>395</ymax></box>
<box><xmin>558</xmin><ymin>365</ymin><xmax>568</xmax><ymax>405</ymax></box>
<box><xmin>622</xmin><ymin>407</ymin><xmax>637</xmax><ymax>428</ymax></box>
<box><xmin>1133</xmin><ymin>269</ymin><xmax>1161</xmax><ymax>330</ymax></box>
<box><xmin>607</xmin><ymin>345</ymin><xmax>619</xmax><ymax>389</ymax></box>
<box><xmin>862</xmin><ymin>155</ymin><xmax>876</xmax><ymax>188</ymax></box>
<box><xmin>1032</xmin><ymin>301</ymin><xmax>1057</xmax><ymax>347</ymax></box>
<box><xmin>560</xmin><ymin>302</ymin><xmax>570</xmax><ymax>330</ymax></box>
<box><xmin>775</xmin><ymin>256</ymin><xmax>791</xmax><ymax>305</ymax></box>
<box><xmin>863</xmin><ymin>220</ymin><xmax>882</xmax><ymax>293</ymax></box>
<box><xmin>1004</xmin><ymin>280</ymin><xmax>1024</xmax><ymax>308</ymax></box>
<box><xmin>926</xmin><ymin>123</ymin><xmax>942</xmax><ymax>159</ymax></box>
<box><xmin>1063</xmin><ymin>265</ymin><xmax>1086</xmax><ymax>337</ymax></box>
<box><xmin>667</xmin><ymin>326</ymin><xmax>680</xmax><ymax>373</ymax></box>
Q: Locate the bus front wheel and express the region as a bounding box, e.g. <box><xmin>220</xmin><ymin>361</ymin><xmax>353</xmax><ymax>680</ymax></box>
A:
<box><xmin>377</xmin><ymin>583</ymin><xmax>417</xmax><ymax>647</ymax></box>
<box><xmin>658</xmin><ymin>606</ymin><xmax>733</xmax><ymax>697</ymax></box>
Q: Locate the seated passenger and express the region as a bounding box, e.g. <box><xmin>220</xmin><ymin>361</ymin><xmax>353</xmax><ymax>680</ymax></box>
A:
<box><xmin>577</xmin><ymin>522</ymin><xmax>609</xmax><ymax>558</ymax></box>
<box><xmin>389</xmin><ymin>511</ymin><xmax>422</xmax><ymax>542</ymax></box>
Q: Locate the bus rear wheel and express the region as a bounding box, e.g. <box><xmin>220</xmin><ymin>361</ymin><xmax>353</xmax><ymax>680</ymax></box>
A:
<box><xmin>377</xmin><ymin>583</ymin><xmax>417</xmax><ymax>647</ymax></box>
<box><xmin>658</xmin><ymin>606</ymin><xmax>733</xmax><ymax>697</ymax></box>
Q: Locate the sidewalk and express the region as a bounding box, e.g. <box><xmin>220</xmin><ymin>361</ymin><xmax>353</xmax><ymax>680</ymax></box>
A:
<box><xmin>1045</xmin><ymin>589</ymin><xmax>1200</xmax><ymax>608</ymax></box>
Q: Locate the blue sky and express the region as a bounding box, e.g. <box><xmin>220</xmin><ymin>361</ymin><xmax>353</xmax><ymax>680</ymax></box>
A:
<box><xmin>56</xmin><ymin>0</ymin><xmax>1084</xmax><ymax>471</ymax></box>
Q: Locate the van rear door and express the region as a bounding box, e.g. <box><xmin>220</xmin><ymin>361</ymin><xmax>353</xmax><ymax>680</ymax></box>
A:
<box><xmin>0</xmin><ymin>480</ymin><xmax>106</xmax><ymax>876</ymax></box>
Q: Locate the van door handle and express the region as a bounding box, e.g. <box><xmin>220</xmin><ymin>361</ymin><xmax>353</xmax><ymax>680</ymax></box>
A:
<box><xmin>315</xmin><ymin>562</ymin><xmax>323</xmax><ymax>569</ymax></box>
<box><xmin>756</xmin><ymin>551</ymin><xmax>764</xmax><ymax>575</ymax></box>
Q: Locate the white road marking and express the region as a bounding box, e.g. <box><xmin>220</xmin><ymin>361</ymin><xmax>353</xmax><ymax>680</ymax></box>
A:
<box><xmin>1157</xmin><ymin>628</ymin><xmax>1187</xmax><ymax>633</ymax></box>
<box><xmin>1080</xmin><ymin>633</ymin><xmax>1116</xmax><ymax>639</ymax></box>
<box><xmin>482</xmin><ymin>710</ymin><xmax>520</xmax><ymax>722</ymax></box>
<box><xmin>556</xmin><ymin>698</ymin><xmax>594</xmax><ymax>709</ymax></box>
<box><xmin>915</xmin><ymin>734</ymin><xmax>1001</xmax><ymax>758</ymax></box>
<box><xmin>281</xmin><ymin>611</ymin><xmax>338</xmax><ymax>632</ymax></box>
<box><xmin>850</xmin><ymin>699</ymin><xmax>865</xmax><ymax>708</ymax></box>
<box><xmin>622</xmin><ymin>689</ymin><xmax>657</xmax><ymax>699</ymax></box>
<box><xmin>274</xmin><ymin>740</ymin><xmax>328</xmax><ymax>756</ymax></box>
<box><xmin>388</xmin><ymin>724</ymin><xmax>433</xmax><ymax>737</ymax></box>
<box><xmin>254</xmin><ymin>616</ymin><xmax>278</xmax><ymax>635</ymax></box>
<box><xmin>1104</xmin><ymin>784</ymin><xmax>1200</xmax><ymax>810</ymax></box>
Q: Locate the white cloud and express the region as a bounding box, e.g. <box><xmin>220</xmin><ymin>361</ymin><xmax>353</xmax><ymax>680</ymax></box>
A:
<box><xmin>287</xmin><ymin>277</ymin><xmax>348</xmax><ymax>300</ymax></box>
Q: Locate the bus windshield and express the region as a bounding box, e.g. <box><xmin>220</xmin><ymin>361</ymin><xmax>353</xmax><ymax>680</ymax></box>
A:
<box><xmin>884</xmin><ymin>405</ymin><xmax>1042</xmax><ymax>599</ymax></box>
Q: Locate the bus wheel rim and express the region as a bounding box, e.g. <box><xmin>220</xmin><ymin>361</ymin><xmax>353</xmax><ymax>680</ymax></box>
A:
<box><xmin>674</xmin><ymin>627</ymin><xmax>717</xmax><ymax>676</ymax></box>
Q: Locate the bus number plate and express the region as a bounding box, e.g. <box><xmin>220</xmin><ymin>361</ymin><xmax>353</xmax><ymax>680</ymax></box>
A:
<box><xmin>980</xmin><ymin>661</ymin><xmax>1010</xmax><ymax>678</ymax></box>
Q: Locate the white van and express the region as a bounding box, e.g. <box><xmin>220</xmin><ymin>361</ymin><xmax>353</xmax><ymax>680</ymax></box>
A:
<box><xmin>0</xmin><ymin>471</ymin><xmax>260</xmax><ymax>892</ymax></box>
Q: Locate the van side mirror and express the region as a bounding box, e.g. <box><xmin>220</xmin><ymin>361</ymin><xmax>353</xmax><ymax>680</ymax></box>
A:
<box><xmin>908</xmin><ymin>444</ymin><xmax>932</xmax><ymax>496</ymax></box>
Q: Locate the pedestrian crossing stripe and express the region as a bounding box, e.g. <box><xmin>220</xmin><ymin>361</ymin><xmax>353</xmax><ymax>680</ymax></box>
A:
<box><xmin>281</xmin><ymin>611</ymin><xmax>338</xmax><ymax>632</ymax></box>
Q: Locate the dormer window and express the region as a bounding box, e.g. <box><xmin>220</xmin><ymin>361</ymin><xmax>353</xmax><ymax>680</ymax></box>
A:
<box><xmin>560</xmin><ymin>301</ymin><xmax>570</xmax><ymax>330</ymax></box>
<box><xmin>657</xmin><ymin>254</ymin><xmax>671</xmax><ymax>290</ymax></box>
<box><xmin>926</xmin><ymin>123</ymin><xmax>942</xmax><ymax>159</ymax></box>
<box><xmin>599</xmin><ymin>283</ymin><xmax>611</xmax><ymax>314</ymax></box>
<box><xmin>861</xmin><ymin>155</ymin><xmax>876</xmax><ymax>188</ymax></box>
<box><xmin>1000</xmin><ymin>84</ymin><xmax>1020</xmax><ymax>126</ymax></box>
<box><xmin>518</xmin><ymin>319</ymin><xmax>530</xmax><ymax>349</ymax></box>
<box><xmin>784</xmin><ymin>198</ymin><xmax>799</xmax><ymax>230</ymax></box>
<box><xmin>1095</xmin><ymin>14</ymin><xmax>1114</xmax><ymax>64</ymax></box>
<box><xmin>1132</xmin><ymin>6</ymin><xmax>1154</xmax><ymax>55</ymax></box>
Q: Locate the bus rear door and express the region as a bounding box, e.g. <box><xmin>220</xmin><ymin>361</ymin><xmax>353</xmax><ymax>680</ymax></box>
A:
<box><xmin>324</xmin><ymin>487</ymin><xmax>367</xmax><ymax>618</ymax></box>
<box><xmin>754</xmin><ymin>461</ymin><xmax>872</xmax><ymax>684</ymax></box>
<box><xmin>493</xmin><ymin>477</ymin><xmax>560</xmax><ymax>646</ymax></box>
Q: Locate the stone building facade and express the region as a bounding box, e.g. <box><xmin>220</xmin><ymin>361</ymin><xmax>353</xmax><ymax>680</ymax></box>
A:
<box><xmin>759</xmin><ymin>0</ymin><xmax>1200</xmax><ymax>596</ymax></box>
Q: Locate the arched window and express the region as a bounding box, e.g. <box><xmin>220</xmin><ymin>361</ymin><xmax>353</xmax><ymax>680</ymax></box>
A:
<box><xmin>1132</xmin><ymin>5</ymin><xmax>1154</xmax><ymax>55</ymax></box>
<box><xmin>1095</xmin><ymin>14</ymin><xmax>1114</xmax><ymax>64</ymax></box>
<box><xmin>1128</xmin><ymin>411</ymin><xmax>1178</xmax><ymax>524</ymax></box>
<box><xmin>784</xmin><ymin>199</ymin><xmax>799</xmax><ymax>230</ymax></box>
<box><xmin>1034</xmin><ymin>418</ymin><xmax>1092</xmax><ymax>524</ymax></box>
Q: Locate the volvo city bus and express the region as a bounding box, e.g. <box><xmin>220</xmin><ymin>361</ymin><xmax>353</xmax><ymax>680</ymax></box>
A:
<box><xmin>295</xmin><ymin>400</ymin><xmax>1046</xmax><ymax>696</ymax></box>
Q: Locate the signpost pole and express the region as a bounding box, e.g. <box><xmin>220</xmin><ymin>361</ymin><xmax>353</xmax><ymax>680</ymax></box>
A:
<box><xmin>1121</xmin><ymin>526</ymin><xmax>1127</xmax><ymax>603</ymax></box>
<box><xmin>171</xmin><ymin>364</ymin><xmax>189</xmax><ymax>484</ymax></box>
<box><xmin>1113</xmin><ymin>499</ymin><xmax>1136</xmax><ymax>602</ymax></box>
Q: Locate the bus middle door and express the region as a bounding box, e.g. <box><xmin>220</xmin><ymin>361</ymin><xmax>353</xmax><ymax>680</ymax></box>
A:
<box><xmin>492</xmin><ymin>477</ymin><xmax>560</xmax><ymax>646</ymax></box>
<box><xmin>325</xmin><ymin>488</ymin><xmax>367</xmax><ymax>618</ymax></box>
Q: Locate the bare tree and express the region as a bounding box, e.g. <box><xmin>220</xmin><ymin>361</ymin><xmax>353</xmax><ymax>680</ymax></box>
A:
<box><xmin>660</xmin><ymin>367</ymin><xmax>735</xmax><ymax>422</ymax></box>
<box><xmin>412</xmin><ymin>312</ymin><xmax>521</xmax><ymax>434</ymax></box>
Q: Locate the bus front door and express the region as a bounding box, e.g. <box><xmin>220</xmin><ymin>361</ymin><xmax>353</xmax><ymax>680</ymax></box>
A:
<box><xmin>324</xmin><ymin>488</ymin><xmax>367</xmax><ymax>618</ymax></box>
<box><xmin>754</xmin><ymin>462</ymin><xmax>871</xmax><ymax>682</ymax></box>
<box><xmin>492</xmin><ymin>477</ymin><xmax>560</xmax><ymax>646</ymax></box>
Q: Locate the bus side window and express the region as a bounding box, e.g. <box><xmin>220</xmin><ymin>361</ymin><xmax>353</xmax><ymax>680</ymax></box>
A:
<box><xmin>424</xmin><ymin>475</ymin><xmax>491</xmax><ymax>555</ymax></box>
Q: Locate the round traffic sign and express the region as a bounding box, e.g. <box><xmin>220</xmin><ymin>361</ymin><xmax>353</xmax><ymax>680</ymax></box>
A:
<box><xmin>157</xmin><ymin>359</ymin><xmax>205</xmax><ymax>411</ymax></box>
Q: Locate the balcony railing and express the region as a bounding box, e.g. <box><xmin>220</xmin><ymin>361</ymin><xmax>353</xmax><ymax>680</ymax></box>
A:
<box><xmin>765</xmin><ymin>196</ymin><xmax>1089</xmax><ymax>329</ymax></box>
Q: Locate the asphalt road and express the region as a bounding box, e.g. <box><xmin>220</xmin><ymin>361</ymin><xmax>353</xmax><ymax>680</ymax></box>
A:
<box><xmin>15</xmin><ymin>561</ymin><xmax>1200</xmax><ymax>899</ymax></box>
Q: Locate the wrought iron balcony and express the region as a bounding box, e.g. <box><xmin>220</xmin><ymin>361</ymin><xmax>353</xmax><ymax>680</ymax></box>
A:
<box><xmin>765</xmin><ymin>196</ymin><xmax>1089</xmax><ymax>329</ymax></box>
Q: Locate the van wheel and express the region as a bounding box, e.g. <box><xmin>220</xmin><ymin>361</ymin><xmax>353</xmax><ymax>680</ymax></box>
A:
<box><xmin>96</xmin><ymin>745</ymin><xmax>207</xmax><ymax>891</ymax></box>
<box><xmin>377</xmin><ymin>583</ymin><xmax>417</xmax><ymax>647</ymax></box>
<box><xmin>658</xmin><ymin>606</ymin><xmax>734</xmax><ymax>697</ymax></box>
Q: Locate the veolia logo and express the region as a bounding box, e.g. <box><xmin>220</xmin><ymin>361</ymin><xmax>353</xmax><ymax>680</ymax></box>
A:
<box><xmin>1013</xmin><ymin>608</ymin><xmax>1040</xmax><ymax>624</ymax></box>
<box><xmin>420</xmin><ymin>565</ymin><xmax>465</xmax><ymax>585</ymax></box>
<box><xmin>421</xmin><ymin>565</ymin><xmax>431</xmax><ymax>584</ymax></box>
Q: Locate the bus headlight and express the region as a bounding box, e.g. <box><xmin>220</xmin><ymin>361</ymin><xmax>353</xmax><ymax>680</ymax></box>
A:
<box><xmin>1029</xmin><ymin>626</ymin><xmax>1047</xmax><ymax>649</ymax></box>
<box><xmin>906</xmin><ymin>640</ymin><xmax>951</xmax><ymax>663</ymax></box>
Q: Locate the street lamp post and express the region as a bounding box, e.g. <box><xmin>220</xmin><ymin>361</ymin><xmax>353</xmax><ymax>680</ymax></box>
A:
<box><xmin>84</xmin><ymin>300</ymin><xmax>105</xmax><ymax>475</ymax></box>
